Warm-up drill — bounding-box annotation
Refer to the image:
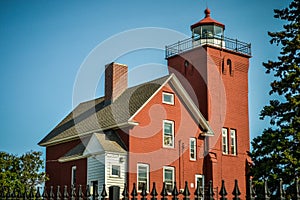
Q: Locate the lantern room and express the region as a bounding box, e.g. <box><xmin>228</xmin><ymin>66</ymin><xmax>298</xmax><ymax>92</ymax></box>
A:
<box><xmin>190</xmin><ymin>8</ymin><xmax>225</xmax><ymax>39</ymax></box>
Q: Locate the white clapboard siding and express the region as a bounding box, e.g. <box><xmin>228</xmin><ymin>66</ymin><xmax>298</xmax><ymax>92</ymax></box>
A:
<box><xmin>105</xmin><ymin>153</ymin><xmax>127</xmax><ymax>196</ymax></box>
<box><xmin>87</xmin><ymin>154</ymin><xmax>105</xmax><ymax>195</ymax></box>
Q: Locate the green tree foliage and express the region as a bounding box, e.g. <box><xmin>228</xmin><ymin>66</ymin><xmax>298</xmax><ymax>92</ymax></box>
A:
<box><xmin>250</xmin><ymin>0</ymin><xmax>300</xmax><ymax>198</ymax></box>
<box><xmin>0</xmin><ymin>151</ymin><xmax>48</xmax><ymax>194</ymax></box>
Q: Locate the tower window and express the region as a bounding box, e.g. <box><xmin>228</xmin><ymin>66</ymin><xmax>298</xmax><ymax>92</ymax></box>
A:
<box><xmin>230</xmin><ymin>129</ymin><xmax>237</xmax><ymax>155</ymax></box>
<box><xmin>227</xmin><ymin>59</ymin><xmax>234</xmax><ymax>76</ymax></box>
<box><xmin>222</xmin><ymin>128</ymin><xmax>228</xmax><ymax>154</ymax></box>
<box><xmin>162</xmin><ymin>92</ymin><xmax>174</xmax><ymax>105</ymax></box>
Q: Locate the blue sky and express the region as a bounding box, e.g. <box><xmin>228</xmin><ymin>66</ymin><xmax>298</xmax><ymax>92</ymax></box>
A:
<box><xmin>0</xmin><ymin>0</ymin><xmax>290</xmax><ymax>155</ymax></box>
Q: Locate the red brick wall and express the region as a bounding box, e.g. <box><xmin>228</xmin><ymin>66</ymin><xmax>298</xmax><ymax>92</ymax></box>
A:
<box><xmin>127</xmin><ymin>83</ymin><xmax>205</xmax><ymax>195</ymax></box>
<box><xmin>167</xmin><ymin>45</ymin><xmax>251</xmax><ymax>198</ymax></box>
<box><xmin>45</xmin><ymin>139</ymin><xmax>87</xmax><ymax>188</ymax></box>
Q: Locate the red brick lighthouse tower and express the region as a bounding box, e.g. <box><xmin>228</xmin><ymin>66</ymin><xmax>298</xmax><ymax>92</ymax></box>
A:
<box><xmin>166</xmin><ymin>8</ymin><xmax>252</xmax><ymax>197</ymax></box>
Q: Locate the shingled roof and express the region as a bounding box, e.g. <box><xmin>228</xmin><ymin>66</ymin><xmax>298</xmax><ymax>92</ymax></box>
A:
<box><xmin>39</xmin><ymin>75</ymin><xmax>170</xmax><ymax>146</ymax></box>
<box><xmin>58</xmin><ymin>131</ymin><xmax>127</xmax><ymax>162</ymax></box>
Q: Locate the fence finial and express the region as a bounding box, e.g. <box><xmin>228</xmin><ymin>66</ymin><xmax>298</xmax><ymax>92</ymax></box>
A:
<box><xmin>160</xmin><ymin>182</ymin><xmax>168</xmax><ymax>200</ymax></box>
<box><xmin>49</xmin><ymin>186</ymin><xmax>54</xmax><ymax>200</ymax></box>
<box><xmin>206</xmin><ymin>180</ymin><xmax>214</xmax><ymax>200</ymax></box>
<box><xmin>131</xmin><ymin>183</ymin><xmax>138</xmax><ymax>200</ymax></box>
<box><xmin>194</xmin><ymin>181</ymin><xmax>203</xmax><ymax>200</ymax></box>
<box><xmin>172</xmin><ymin>181</ymin><xmax>179</xmax><ymax>200</ymax></box>
<box><xmin>56</xmin><ymin>185</ymin><xmax>62</xmax><ymax>200</ymax></box>
<box><xmin>150</xmin><ymin>182</ymin><xmax>158</xmax><ymax>200</ymax></box>
<box><xmin>219</xmin><ymin>180</ymin><xmax>227</xmax><ymax>200</ymax></box>
<box><xmin>122</xmin><ymin>183</ymin><xmax>129</xmax><ymax>200</ymax></box>
<box><xmin>232</xmin><ymin>180</ymin><xmax>241</xmax><ymax>200</ymax></box>
<box><xmin>85</xmin><ymin>185</ymin><xmax>91</xmax><ymax>198</ymax></box>
<box><xmin>141</xmin><ymin>183</ymin><xmax>148</xmax><ymax>200</ymax></box>
<box><xmin>101</xmin><ymin>184</ymin><xmax>107</xmax><ymax>200</ymax></box>
<box><xmin>42</xmin><ymin>186</ymin><xmax>48</xmax><ymax>199</ymax></box>
<box><xmin>63</xmin><ymin>185</ymin><xmax>69</xmax><ymax>199</ymax></box>
<box><xmin>183</xmin><ymin>181</ymin><xmax>190</xmax><ymax>200</ymax></box>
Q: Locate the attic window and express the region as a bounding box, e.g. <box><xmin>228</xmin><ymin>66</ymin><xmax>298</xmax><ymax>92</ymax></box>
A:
<box><xmin>162</xmin><ymin>92</ymin><xmax>174</xmax><ymax>105</ymax></box>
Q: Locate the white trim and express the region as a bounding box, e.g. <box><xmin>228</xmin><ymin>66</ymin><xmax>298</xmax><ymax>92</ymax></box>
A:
<box><xmin>222</xmin><ymin>128</ymin><xmax>228</xmax><ymax>154</ymax></box>
<box><xmin>189</xmin><ymin>138</ymin><xmax>196</xmax><ymax>161</ymax></box>
<box><xmin>58</xmin><ymin>155</ymin><xmax>87</xmax><ymax>163</ymax></box>
<box><xmin>128</xmin><ymin>74</ymin><xmax>214</xmax><ymax>136</ymax></box>
<box><xmin>162</xmin><ymin>92</ymin><xmax>174</xmax><ymax>105</ymax></box>
<box><xmin>163</xmin><ymin>120</ymin><xmax>175</xmax><ymax>148</ymax></box>
<box><xmin>71</xmin><ymin>166</ymin><xmax>76</xmax><ymax>186</ymax></box>
<box><xmin>169</xmin><ymin>74</ymin><xmax>214</xmax><ymax>136</ymax></box>
<box><xmin>39</xmin><ymin>121</ymin><xmax>138</xmax><ymax>146</ymax></box>
<box><xmin>163</xmin><ymin>166</ymin><xmax>175</xmax><ymax>194</ymax></box>
<box><xmin>230</xmin><ymin>129</ymin><xmax>237</xmax><ymax>155</ymax></box>
<box><xmin>137</xmin><ymin>163</ymin><xmax>149</xmax><ymax>192</ymax></box>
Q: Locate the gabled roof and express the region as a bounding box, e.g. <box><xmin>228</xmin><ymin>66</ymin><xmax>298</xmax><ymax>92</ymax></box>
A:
<box><xmin>58</xmin><ymin>131</ymin><xmax>126</xmax><ymax>162</ymax></box>
<box><xmin>39</xmin><ymin>73</ymin><xmax>214</xmax><ymax>147</ymax></box>
<box><xmin>39</xmin><ymin>75</ymin><xmax>170</xmax><ymax>146</ymax></box>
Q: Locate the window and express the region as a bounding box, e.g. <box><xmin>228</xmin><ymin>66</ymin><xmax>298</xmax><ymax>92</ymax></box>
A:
<box><xmin>111</xmin><ymin>165</ymin><xmax>120</xmax><ymax>177</ymax></box>
<box><xmin>163</xmin><ymin>166</ymin><xmax>175</xmax><ymax>194</ymax></box>
<box><xmin>195</xmin><ymin>174</ymin><xmax>205</xmax><ymax>197</ymax></box>
<box><xmin>230</xmin><ymin>129</ymin><xmax>237</xmax><ymax>155</ymax></box>
<box><xmin>222</xmin><ymin>128</ymin><xmax>228</xmax><ymax>154</ymax></box>
<box><xmin>137</xmin><ymin>164</ymin><xmax>149</xmax><ymax>191</ymax></box>
<box><xmin>190</xmin><ymin>138</ymin><xmax>196</xmax><ymax>161</ymax></box>
<box><xmin>71</xmin><ymin>166</ymin><xmax>76</xmax><ymax>186</ymax></box>
<box><xmin>163</xmin><ymin>120</ymin><xmax>174</xmax><ymax>148</ymax></box>
<box><xmin>162</xmin><ymin>92</ymin><xmax>174</xmax><ymax>105</ymax></box>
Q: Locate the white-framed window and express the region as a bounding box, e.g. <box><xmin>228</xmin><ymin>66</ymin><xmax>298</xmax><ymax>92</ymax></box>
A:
<box><xmin>163</xmin><ymin>120</ymin><xmax>174</xmax><ymax>148</ymax></box>
<box><xmin>222</xmin><ymin>128</ymin><xmax>228</xmax><ymax>154</ymax></box>
<box><xmin>195</xmin><ymin>174</ymin><xmax>205</xmax><ymax>197</ymax></box>
<box><xmin>230</xmin><ymin>129</ymin><xmax>237</xmax><ymax>155</ymax></box>
<box><xmin>137</xmin><ymin>163</ymin><xmax>149</xmax><ymax>191</ymax></box>
<box><xmin>190</xmin><ymin>138</ymin><xmax>196</xmax><ymax>161</ymax></box>
<box><xmin>163</xmin><ymin>166</ymin><xmax>175</xmax><ymax>194</ymax></box>
<box><xmin>162</xmin><ymin>92</ymin><xmax>174</xmax><ymax>105</ymax></box>
<box><xmin>111</xmin><ymin>164</ymin><xmax>121</xmax><ymax>177</ymax></box>
<box><xmin>71</xmin><ymin>166</ymin><xmax>76</xmax><ymax>186</ymax></box>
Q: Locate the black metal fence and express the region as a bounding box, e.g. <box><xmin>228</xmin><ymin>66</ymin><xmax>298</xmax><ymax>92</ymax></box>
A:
<box><xmin>1</xmin><ymin>178</ymin><xmax>300</xmax><ymax>200</ymax></box>
<box><xmin>165</xmin><ymin>35</ymin><xmax>251</xmax><ymax>59</ymax></box>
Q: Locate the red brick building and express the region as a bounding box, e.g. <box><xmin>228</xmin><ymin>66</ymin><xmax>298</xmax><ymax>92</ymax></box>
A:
<box><xmin>39</xmin><ymin>8</ymin><xmax>251</xmax><ymax>198</ymax></box>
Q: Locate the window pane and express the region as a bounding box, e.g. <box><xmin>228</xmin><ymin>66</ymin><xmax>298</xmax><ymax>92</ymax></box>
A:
<box><xmin>112</xmin><ymin>165</ymin><xmax>120</xmax><ymax>176</ymax></box>
<box><xmin>163</xmin><ymin>93</ymin><xmax>174</xmax><ymax>104</ymax></box>
<box><xmin>222</xmin><ymin>128</ymin><xmax>228</xmax><ymax>154</ymax></box>
<box><xmin>138</xmin><ymin>164</ymin><xmax>149</xmax><ymax>191</ymax></box>
<box><xmin>163</xmin><ymin>121</ymin><xmax>174</xmax><ymax>147</ymax></box>
<box><xmin>164</xmin><ymin>123</ymin><xmax>172</xmax><ymax>135</ymax></box>
<box><xmin>164</xmin><ymin>167</ymin><xmax>174</xmax><ymax>193</ymax></box>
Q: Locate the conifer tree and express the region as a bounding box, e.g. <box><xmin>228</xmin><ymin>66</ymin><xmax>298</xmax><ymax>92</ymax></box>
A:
<box><xmin>250</xmin><ymin>0</ymin><xmax>300</xmax><ymax>198</ymax></box>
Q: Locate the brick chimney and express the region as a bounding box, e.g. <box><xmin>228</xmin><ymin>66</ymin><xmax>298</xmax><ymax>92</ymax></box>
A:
<box><xmin>105</xmin><ymin>62</ymin><xmax>128</xmax><ymax>102</ymax></box>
